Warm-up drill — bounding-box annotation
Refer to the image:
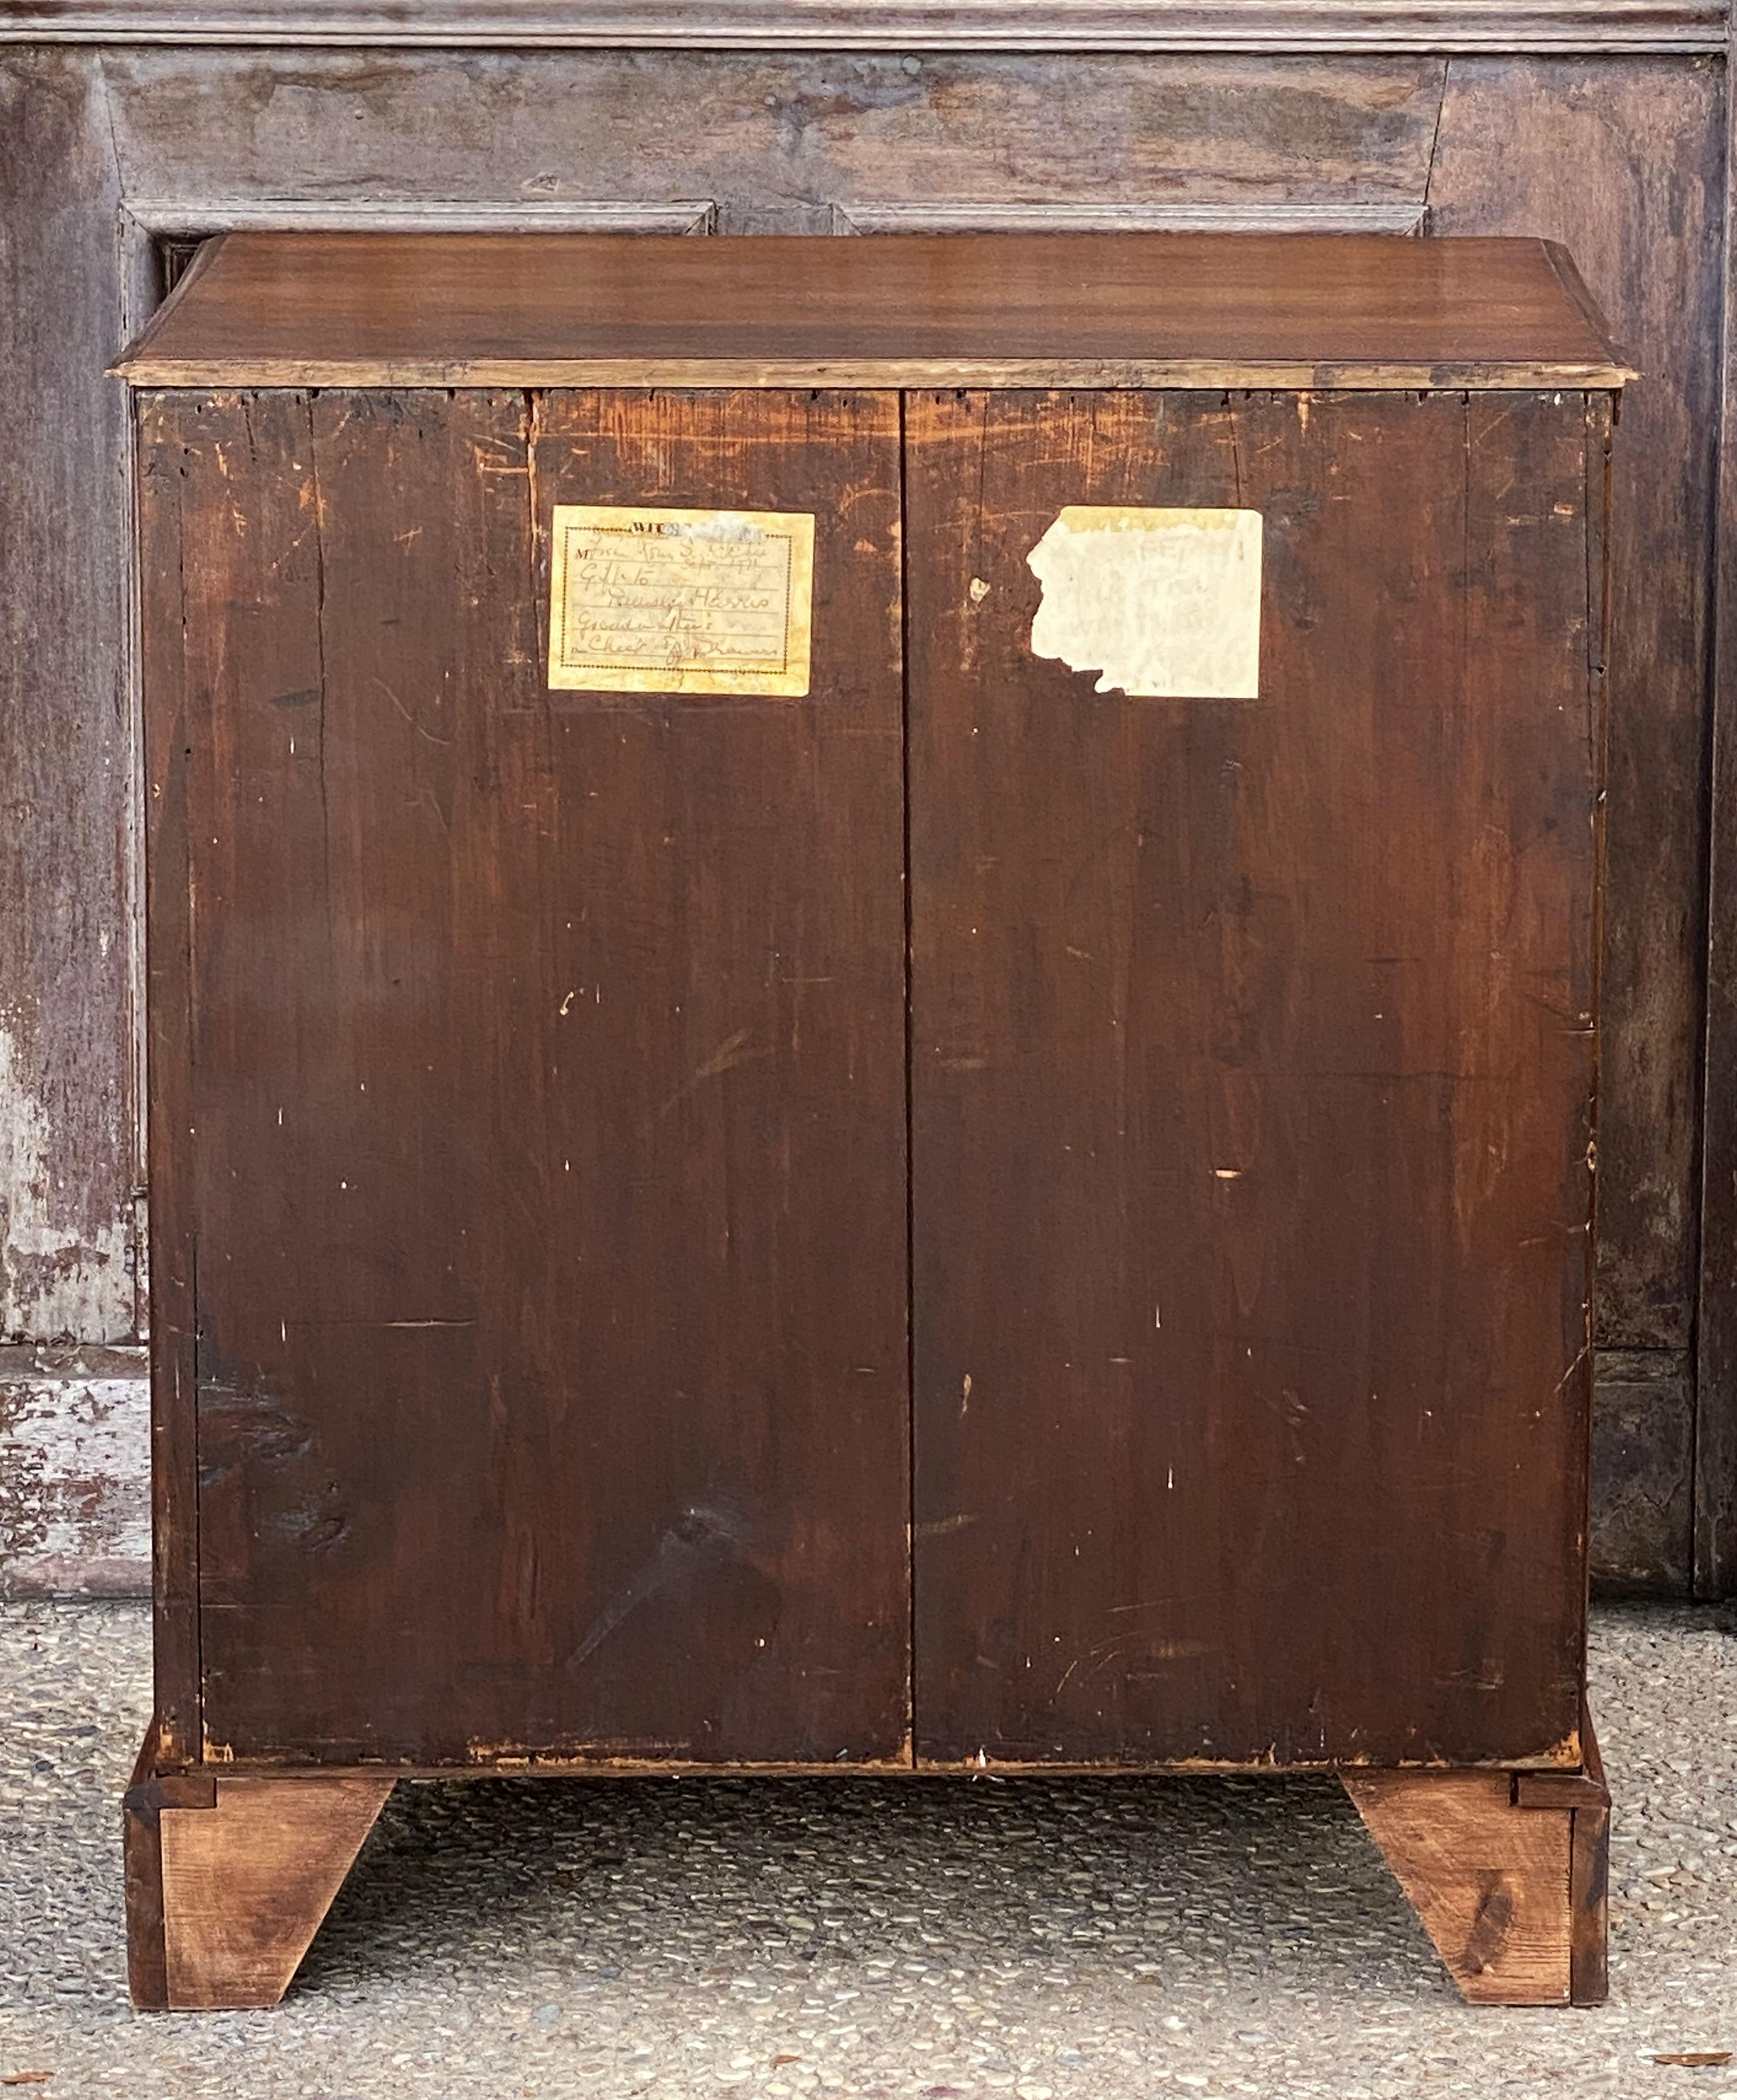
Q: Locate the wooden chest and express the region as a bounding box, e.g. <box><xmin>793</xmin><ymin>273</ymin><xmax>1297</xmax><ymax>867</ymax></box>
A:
<box><xmin>116</xmin><ymin>230</ymin><xmax>1623</xmax><ymax>2010</ymax></box>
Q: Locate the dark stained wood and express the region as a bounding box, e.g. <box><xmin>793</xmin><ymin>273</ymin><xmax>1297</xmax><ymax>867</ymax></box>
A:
<box><xmin>135</xmin><ymin>393</ymin><xmax>205</xmax><ymax>1764</ymax></box>
<box><xmin>121</xmin><ymin>205</ymin><xmax>1622</xmax><ymax>1995</ymax></box>
<box><xmin>1430</xmin><ymin>55</ymin><xmax>1725</xmax><ymax>1367</ymax></box>
<box><xmin>1566</xmin><ymin>1701</ymin><xmax>1610</xmax><ymax>2004</ymax></box>
<box><xmin>906</xmin><ymin>387</ymin><xmax>1603</xmax><ymax>1767</ymax></box>
<box><xmin>139</xmin><ymin>384</ymin><xmax>911</xmax><ymax>1766</ymax></box>
<box><xmin>1696</xmin><ymin>13</ymin><xmax>1737</xmax><ymax>1599</ymax></box>
<box><xmin>1429</xmin><ymin>56</ymin><xmax>1734</xmax><ymax>1594</ymax></box>
<box><xmin>114</xmin><ymin>232</ymin><xmax>1628</xmax><ymax>391</ymax></box>
<box><xmin>0</xmin><ymin>0</ymin><xmax>1723</xmax><ymax>51</ymax></box>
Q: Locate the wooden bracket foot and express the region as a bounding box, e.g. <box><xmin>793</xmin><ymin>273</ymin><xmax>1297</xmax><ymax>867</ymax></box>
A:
<box><xmin>124</xmin><ymin>1723</ymin><xmax>395</xmax><ymax>2009</ymax></box>
<box><xmin>1342</xmin><ymin>1707</ymin><xmax>1609</xmax><ymax>2006</ymax></box>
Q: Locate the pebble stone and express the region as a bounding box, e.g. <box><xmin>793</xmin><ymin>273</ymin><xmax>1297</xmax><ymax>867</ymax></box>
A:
<box><xmin>0</xmin><ymin>1599</ymin><xmax>1732</xmax><ymax>2099</ymax></box>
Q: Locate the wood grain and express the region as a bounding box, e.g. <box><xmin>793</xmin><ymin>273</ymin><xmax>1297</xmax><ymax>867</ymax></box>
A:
<box><xmin>2</xmin><ymin>39</ymin><xmax>1721</xmax><ymax>1602</ymax></box>
<box><xmin>1357</xmin><ymin>1704</ymin><xmax>1607</xmax><ymax>2005</ymax></box>
<box><xmin>1567</xmin><ymin>1702</ymin><xmax>1610</xmax><ymax>2003</ymax></box>
<box><xmin>0</xmin><ymin>0</ymin><xmax>1723</xmax><ymax>51</ymax></box>
<box><xmin>1344</xmin><ymin>1771</ymin><xmax>1574</xmax><ymax>2004</ymax></box>
<box><xmin>135</xmin><ymin>389</ymin><xmax>205</xmax><ymax>1764</ymax></box>
<box><xmin>1430</xmin><ymin>54</ymin><xmax>1725</xmax><ymax>1363</ymax></box>
<box><xmin>1591</xmin><ymin>1348</ymin><xmax>1694</xmax><ymax>1590</ymax></box>
<box><xmin>154</xmin><ymin>1778</ymin><xmax>393</xmax><ymax>2009</ymax></box>
<box><xmin>1428</xmin><ymin>55</ymin><xmax>1732</xmax><ymax>1591</ymax></box>
<box><xmin>122</xmin><ymin>1718</ymin><xmax>214</xmax><ymax>2012</ymax></box>
<box><xmin>1696</xmin><ymin>7</ymin><xmax>1737</xmax><ymax>1598</ymax></box>
<box><xmin>139</xmin><ymin>385</ymin><xmax>912</xmax><ymax>1767</ymax></box>
<box><xmin>0</xmin><ymin>49</ymin><xmax>138</xmax><ymax>1348</ymax></box>
<box><xmin>95</xmin><ymin>48</ymin><xmax>1454</xmax><ymax>244</ymax></box>
<box><xmin>124</xmin><ymin>199</ymin><xmax>716</xmax><ymax>236</ymax></box>
<box><xmin>113</xmin><ymin>232</ymin><xmax>1628</xmax><ymax>391</ymax></box>
<box><xmin>906</xmin><ymin>388</ymin><xmax>1602</xmax><ymax>1766</ymax></box>
<box><xmin>833</xmin><ymin>201</ymin><xmax>1428</xmax><ymax>234</ymax></box>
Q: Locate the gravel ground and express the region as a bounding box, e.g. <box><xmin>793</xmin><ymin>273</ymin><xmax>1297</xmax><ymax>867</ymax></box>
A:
<box><xmin>0</xmin><ymin>1599</ymin><xmax>1732</xmax><ymax>2100</ymax></box>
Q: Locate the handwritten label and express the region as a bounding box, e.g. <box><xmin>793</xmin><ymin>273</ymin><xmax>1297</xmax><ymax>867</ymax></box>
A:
<box><xmin>547</xmin><ymin>505</ymin><xmax>814</xmax><ymax>697</ymax></box>
<box><xmin>1027</xmin><ymin>507</ymin><xmax>1263</xmax><ymax>699</ymax></box>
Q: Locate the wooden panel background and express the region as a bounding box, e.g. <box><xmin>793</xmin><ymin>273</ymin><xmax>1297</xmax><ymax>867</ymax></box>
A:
<box><xmin>0</xmin><ymin>32</ymin><xmax>1732</xmax><ymax>1596</ymax></box>
<box><xmin>0</xmin><ymin>52</ymin><xmax>138</xmax><ymax>1350</ymax></box>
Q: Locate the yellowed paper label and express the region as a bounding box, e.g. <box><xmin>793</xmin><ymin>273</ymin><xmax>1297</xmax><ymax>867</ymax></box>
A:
<box><xmin>1027</xmin><ymin>506</ymin><xmax>1263</xmax><ymax>699</ymax></box>
<box><xmin>548</xmin><ymin>506</ymin><xmax>814</xmax><ymax>697</ymax></box>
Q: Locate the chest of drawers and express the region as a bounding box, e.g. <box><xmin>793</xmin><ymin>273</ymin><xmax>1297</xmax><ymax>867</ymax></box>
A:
<box><xmin>116</xmin><ymin>230</ymin><xmax>1622</xmax><ymax>2009</ymax></box>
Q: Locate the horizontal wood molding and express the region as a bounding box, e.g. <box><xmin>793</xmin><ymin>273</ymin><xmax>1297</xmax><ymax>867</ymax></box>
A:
<box><xmin>0</xmin><ymin>1</ymin><xmax>1725</xmax><ymax>50</ymax></box>
<box><xmin>124</xmin><ymin>198</ymin><xmax>717</xmax><ymax>236</ymax></box>
<box><xmin>111</xmin><ymin>227</ymin><xmax>1631</xmax><ymax>389</ymax></box>
<box><xmin>118</xmin><ymin>353</ymin><xmax>1633</xmax><ymax>386</ymax></box>
<box><xmin>834</xmin><ymin>200</ymin><xmax>1427</xmax><ymax>233</ymax></box>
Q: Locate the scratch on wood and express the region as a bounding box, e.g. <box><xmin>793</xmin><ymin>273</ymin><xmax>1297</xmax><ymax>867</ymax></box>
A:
<box><xmin>563</xmin><ymin>1498</ymin><xmax>754</xmax><ymax>1670</ymax></box>
<box><xmin>653</xmin><ymin>1027</ymin><xmax>766</xmax><ymax>1122</ymax></box>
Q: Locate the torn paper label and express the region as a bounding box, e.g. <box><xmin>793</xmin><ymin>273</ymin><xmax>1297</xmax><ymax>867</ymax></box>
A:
<box><xmin>1026</xmin><ymin>506</ymin><xmax>1263</xmax><ymax>699</ymax></box>
<box><xmin>548</xmin><ymin>505</ymin><xmax>814</xmax><ymax>697</ymax></box>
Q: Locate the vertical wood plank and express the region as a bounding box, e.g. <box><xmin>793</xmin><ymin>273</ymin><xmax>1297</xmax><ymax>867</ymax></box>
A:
<box><xmin>157</xmin><ymin>386</ymin><xmax>912</xmax><ymax>1765</ymax></box>
<box><xmin>0</xmin><ymin>49</ymin><xmax>137</xmax><ymax>1345</ymax></box>
<box><xmin>906</xmin><ymin>387</ymin><xmax>1599</xmax><ymax>1765</ymax></box>
<box><xmin>1429</xmin><ymin>58</ymin><xmax>1723</xmax><ymax>1365</ymax></box>
<box><xmin>1696</xmin><ymin>22</ymin><xmax>1737</xmax><ymax>1597</ymax></box>
<box><xmin>1568</xmin><ymin>1703</ymin><xmax>1611</xmax><ymax>2002</ymax></box>
<box><xmin>136</xmin><ymin>390</ymin><xmax>207</xmax><ymax>1764</ymax></box>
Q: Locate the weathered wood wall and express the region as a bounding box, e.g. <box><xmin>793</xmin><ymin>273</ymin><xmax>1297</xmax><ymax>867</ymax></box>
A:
<box><xmin>1</xmin><ymin>9</ymin><xmax>1731</xmax><ymax>1595</ymax></box>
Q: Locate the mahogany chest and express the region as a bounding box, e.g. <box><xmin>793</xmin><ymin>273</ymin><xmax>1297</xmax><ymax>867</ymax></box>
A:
<box><xmin>115</xmin><ymin>230</ymin><xmax>1623</xmax><ymax>2008</ymax></box>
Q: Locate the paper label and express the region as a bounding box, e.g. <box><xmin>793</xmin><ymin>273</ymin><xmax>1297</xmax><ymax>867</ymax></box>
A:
<box><xmin>548</xmin><ymin>506</ymin><xmax>814</xmax><ymax>697</ymax></box>
<box><xmin>1026</xmin><ymin>506</ymin><xmax>1263</xmax><ymax>699</ymax></box>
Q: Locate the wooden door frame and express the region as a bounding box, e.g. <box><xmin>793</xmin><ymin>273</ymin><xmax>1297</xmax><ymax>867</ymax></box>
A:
<box><xmin>95</xmin><ymin>32</ymin><xmax>1737</xmax><ymax>1602</ymax></box>
<box><xmin>2</xmin><ymin>19</ymin><xmax>1734</xmax><ymax>1596</ymax></box>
